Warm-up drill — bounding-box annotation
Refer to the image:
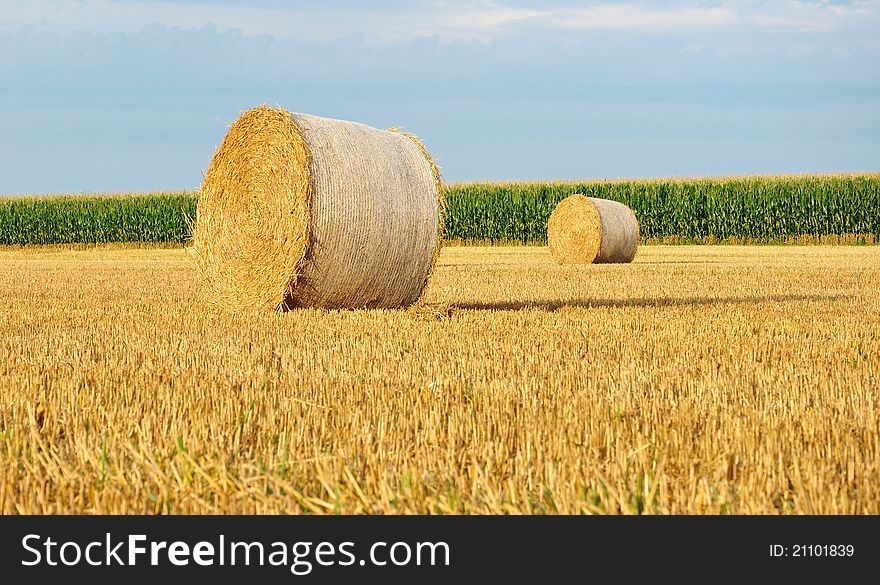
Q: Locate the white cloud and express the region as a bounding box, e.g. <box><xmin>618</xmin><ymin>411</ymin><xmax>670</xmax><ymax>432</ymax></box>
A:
<box><xmin>1</xmin><ymin>0</ymin><xmax>549</xmax><ymax>43</ymax></box>
<box><xmin>435</xmin><ymin>3</ymin><xmax>550</xmax><ymax>33</ymax></box>
<box><xmin>548</xmin><ymin>5</ymin><xmax>736</xmax><ymax>31</ymax></box>
<box><xmin>1</xmin><ymin>0</ymin><xmax>878</xmax><ymax>43</ymax></box>
<box><xmin>548</xmin><ymin>1</ymin><xmax>880</xmax><ymax>33</ymax></box>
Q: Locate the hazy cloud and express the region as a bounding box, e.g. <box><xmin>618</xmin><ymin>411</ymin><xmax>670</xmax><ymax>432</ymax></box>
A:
<box><xmin>5</xmin><ymin>1</ymin><xmax>879</xmax><ymax>41</ymax></box>
<box><xmin>0</xmin><ymin>0</ymin><xmax>878</xmax><ymax>193</ymax></box>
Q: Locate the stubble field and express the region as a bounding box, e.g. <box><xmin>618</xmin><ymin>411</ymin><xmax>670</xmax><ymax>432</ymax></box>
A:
<box><xmin>1</xmin><ymin>245</ymin><xmax>878</xmax><ymax>514</ymax></box>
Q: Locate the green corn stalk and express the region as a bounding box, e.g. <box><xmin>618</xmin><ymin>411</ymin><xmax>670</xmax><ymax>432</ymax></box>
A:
<box><xmin>1</xmin><ymin>175</ymin><xmax>878</xmax><ymax>246</ymax></box>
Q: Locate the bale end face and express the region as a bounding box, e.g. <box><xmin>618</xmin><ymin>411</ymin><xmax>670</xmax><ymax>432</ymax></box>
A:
<box><xmin>547</xmin><ymin>194</ymin><xmax>602</xmax><ymax>264</ymax></box>
<box><xmin>191</xmin><ymin>106</ymin><xmax>311</xmax><ymax>311</ymax></box>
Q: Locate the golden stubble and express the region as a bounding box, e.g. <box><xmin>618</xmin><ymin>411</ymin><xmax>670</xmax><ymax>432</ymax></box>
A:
<box><xmin>0</xmin><ymin>245</ymin><xmax>878</xmax><ymax>514</ymax></box>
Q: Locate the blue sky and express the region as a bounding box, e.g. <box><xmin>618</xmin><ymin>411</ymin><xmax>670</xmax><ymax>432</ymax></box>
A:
<box><xmin>1</xmin><ymin>0</ymin><xmax>878</xmax><ymax>193</ymax></box>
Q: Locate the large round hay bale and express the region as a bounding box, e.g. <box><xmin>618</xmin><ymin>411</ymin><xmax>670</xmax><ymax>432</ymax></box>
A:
<box><xmin>547</xmin><ymin>195</ymin><xmax>639</xmax><ymax>264</ymax></box>
<box><xmin>192</xmin><ymin>106</ymin><xmax>443</xmax><ymax>310</ymax></box>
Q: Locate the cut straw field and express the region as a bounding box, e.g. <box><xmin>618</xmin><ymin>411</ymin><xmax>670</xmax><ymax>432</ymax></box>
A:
<box><xmin>1</xmin><ymin>245</ymin><xmax>878</xmax><ymax>514</ymax></box>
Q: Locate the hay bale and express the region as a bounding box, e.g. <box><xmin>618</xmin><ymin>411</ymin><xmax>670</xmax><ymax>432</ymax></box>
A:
<box><xmin>192</xmin><ymin>106</ymin><xmax>443</xmax><ymax>310</ymax></box>
<box><xmin>547</xmin><ymin>195</ymin><xmax>639</xmax><ymax>264</ymax></box>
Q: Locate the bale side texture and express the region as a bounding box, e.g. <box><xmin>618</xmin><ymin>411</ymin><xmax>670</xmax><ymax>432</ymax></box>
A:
<box><xmin>192</xmin><ymin>106</ymin><xmax>443</xmax><ymax>310</ymax></box>
<box><xmin>547</xmin><ymin>195</ymin><xmax>639</xmax><ymax>264</ymax></box>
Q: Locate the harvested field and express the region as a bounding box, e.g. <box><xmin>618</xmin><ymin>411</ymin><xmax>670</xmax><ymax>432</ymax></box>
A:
<box><xmin>1</xmin><ymin>245</ymin><xmax>878</xmax><ymax>514</ymax></box>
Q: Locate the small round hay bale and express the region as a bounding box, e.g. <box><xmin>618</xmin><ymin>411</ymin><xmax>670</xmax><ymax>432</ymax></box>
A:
<box><xmin>547</xmin><ymin>195</ymin><xmax>639</xmax><ymax>264</ymax></box>
<box><xmin>192</xmin><ymin>106</ymin><xmax>443</xmax><ymax>310</ymax></box>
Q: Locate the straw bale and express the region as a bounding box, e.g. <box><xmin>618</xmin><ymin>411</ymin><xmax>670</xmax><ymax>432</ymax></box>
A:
<box><xmin>192</xmin><ymin>106</ymin><xmax>442</xmax><ymax>310</ymax></box>
<box><xmin>548</xmin><ymin>195</ymin><xmax>639</xmax><ymax>264</ymax></box>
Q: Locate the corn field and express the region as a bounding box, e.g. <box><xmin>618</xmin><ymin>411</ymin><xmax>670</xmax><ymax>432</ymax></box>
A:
<box><xmin>0</xmin><ymin>193</ymin><xmax>195</xmax><ymax>245</ymax></box>
<box><xmin>446</xmin><ymin>174</ymin><xmax>880</xmax><ymax>243</ymax></box>
<box><xmin>1</xmin><ymin>174</ymin><xmax>878</xmax><ymax>245</ymax></box>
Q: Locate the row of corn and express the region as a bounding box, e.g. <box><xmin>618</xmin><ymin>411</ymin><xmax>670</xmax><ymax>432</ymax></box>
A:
<box><xmin>1</xmin><ymin>175</ymin><xmax>878</xmax><ymax>245</ymax></box>
<box><xmin>0</xmin><ymin>194</ymin><xmax>197</xmax><ymax>245</ymax></box>
<box><xmin>445</xmin><ymin>174</ymin><xmax>880</xmax><ymax>244</ymax></box>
